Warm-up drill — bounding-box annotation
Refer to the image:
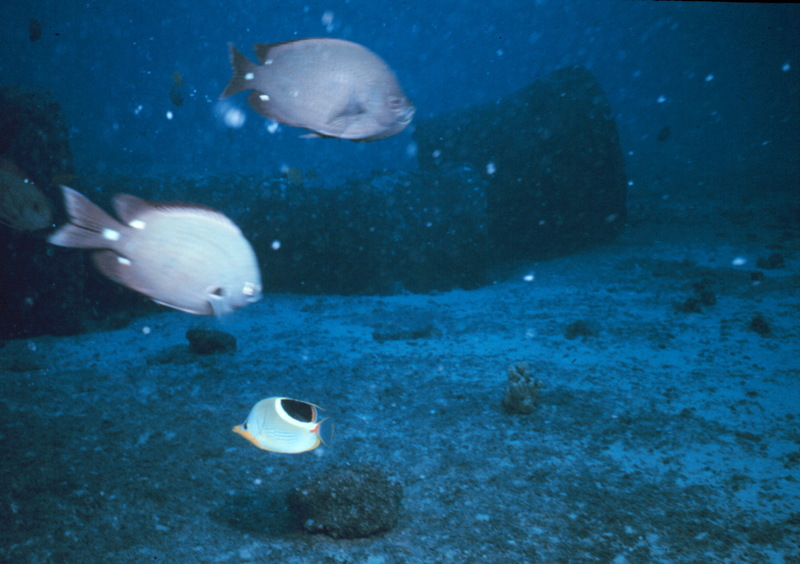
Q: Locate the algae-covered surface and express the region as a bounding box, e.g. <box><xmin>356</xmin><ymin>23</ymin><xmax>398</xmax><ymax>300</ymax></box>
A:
<box><xmin>1</xmin><ymin>180</ymin><xmax>798</xmax><ymax>563</ymax></box>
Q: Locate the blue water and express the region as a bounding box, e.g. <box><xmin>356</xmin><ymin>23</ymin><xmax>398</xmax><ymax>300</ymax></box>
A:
<box><xmin>3</xmin><ymin>2</ymin><xmax>797</xmax><ymax>185</ymax></box>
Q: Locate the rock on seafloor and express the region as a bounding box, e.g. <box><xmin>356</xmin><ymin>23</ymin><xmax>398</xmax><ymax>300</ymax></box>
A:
<box><xmin>414</xmin><ymin>66</ymin><xmax>628</xmax><ymax>260</ymax></box>
<box><xmin>186</xmin><ymin>329</ymin><xmax>237</xmax><ymax>354</ymax></box>
<box><xmin>287</xmin><ymin>463</ymin><xmax>403</xmax><ymax>539</ymax></box>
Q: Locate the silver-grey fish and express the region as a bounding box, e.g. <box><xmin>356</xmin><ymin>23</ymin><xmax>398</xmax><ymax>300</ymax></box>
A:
<box><xmin>48</xmin><ymin>186</ymin><xmax>262</xmax><ymax>316</ymax></box>
<box><xmin>220</xmin><ymin>38</ymin><xmax>415</xmax><ymax>142</ymax></box>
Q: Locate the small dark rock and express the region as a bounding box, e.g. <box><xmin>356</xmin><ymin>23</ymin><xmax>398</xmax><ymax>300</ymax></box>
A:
<box><xmin>676</xmin><ymin>279</ymin><xmax>717</xmax><ymax>314</ymax></box>
<box><xmin>748</xmin><ymin>314</ymin><xmax>771</xmax><ymax>337</ymax></box>
<box><xmin>675</xmin><ymin>297</ymin><xmax>703</xmax><ymax>314</ymax></box>
<box><xmin>696</xmin><ymin>289</ymin><xmax>717</xmax><ymax>306</ymax></box>
<box><xmin>735</xmin><ymin>431</ymin><xmax>762</xmax><ymax>443</ymax></box>
<box><xmin>372</xmin><ymin>322</ymin><xmax>436</xmax><ymax>343</ymax></box>
<box><xmin>756</xmin><ymin>252</ymin><xmax>785</xmax><ymax>270</ymax></box>
<box><xmin>185</xmin><ymin>329</ymin><xmax>237</xmax><ymax>354</ymax></box>
<box><xmin>287</xmin><ymin>463</ymin><xmax>402</xmax><ymax>539</ymax></box>
<box><xmin>692</xmin><ymin>279</ymin><xmax>717</xmax><ymax>306</ymax></box>
<box><xmin>502</xmin><ymin>363</ymin><xmax>544</xmax><ymax>415</ymax></box>
<box><xmin>564</xmin><ymin>320</ymin><xmax>598</xmax><ymax>340</ymax></box>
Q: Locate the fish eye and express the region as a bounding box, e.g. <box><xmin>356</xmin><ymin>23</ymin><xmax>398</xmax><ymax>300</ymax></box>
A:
<box><xmin>388</xmin><ymin>97</ymin><xmax>402</xmax><ymax>107</ymax></box>
<box><xmin>210</xmin><ymin>287</ymin><xmax>225</xmax><ymax>298</ymax></box>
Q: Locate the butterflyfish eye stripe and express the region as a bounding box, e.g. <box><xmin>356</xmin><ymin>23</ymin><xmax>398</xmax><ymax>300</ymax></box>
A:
<box><xmin>281</xmin><ymin>398</ymin><xmax>316</xmax><ymax>422</ymax></box>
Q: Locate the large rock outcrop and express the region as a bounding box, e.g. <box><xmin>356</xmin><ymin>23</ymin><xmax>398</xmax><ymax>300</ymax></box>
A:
<box><xmin>240</xmin><ymin>168</ymin><xmax>490</xmax><ymax>295</ymax></box>
<box><xmin>0</xmin><ymin>86</ymin><xmax>74</xmax><ymax>187</ymax></box>
<box><xmin>1</xmin><ymin>87</ymin><xmax>80</xmax><ymax>339</ymax></box>
<box><xmin>414</xmin><ymin>66</ymin><xmax>627</xmax><ymax>260</ymax></box>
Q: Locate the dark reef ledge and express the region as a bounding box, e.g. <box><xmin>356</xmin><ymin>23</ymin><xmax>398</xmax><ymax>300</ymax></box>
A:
<box><xmin>1</xmin><ymin>67</ymin><xmax>627</xmax><ymax>338</ymax></box>
<box><xmin>414</xmin><ymin>66</ymin><xmax>628</xmax><ymax>261</ymax></box>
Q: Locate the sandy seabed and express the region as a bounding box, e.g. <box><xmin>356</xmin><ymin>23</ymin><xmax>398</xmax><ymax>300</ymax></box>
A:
<box><xmin>1</xmin><ymin>179</ymin><xmax>798</xmax><ymax>563</ymax></box>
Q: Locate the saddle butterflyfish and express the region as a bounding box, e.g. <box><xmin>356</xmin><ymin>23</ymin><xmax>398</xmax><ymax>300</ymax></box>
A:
<box><xmin>233</xmin><ymin>397</ymin><xmax>331</xmax><ymax>454</ymax></box>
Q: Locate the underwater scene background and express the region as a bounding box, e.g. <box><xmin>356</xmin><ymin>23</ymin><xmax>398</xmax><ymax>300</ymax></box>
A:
<box><xmin>1</xmin><ymin>1</ymin><xmax>798</xmax><ymax>562</ymax></box>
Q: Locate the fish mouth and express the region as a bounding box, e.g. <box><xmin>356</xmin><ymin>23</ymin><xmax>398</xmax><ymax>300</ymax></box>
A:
<box><xmin>398</xmin><ymin>105</ymin><xmax>416</xmax><ymax>125</ymax></box>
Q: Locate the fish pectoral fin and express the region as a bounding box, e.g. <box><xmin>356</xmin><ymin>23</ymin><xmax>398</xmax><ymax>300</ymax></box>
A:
<box><xmin>207</xmin><ymin>290</ymin><xmax>232</xmax><ymax>317</ymax></box>
<box><xmin>342</xmin><ymin>98</ymin><xmax>368</xmax><ymax>116</ymax></box>
<box><xmin>326</xmin><ymin>98</ymin><xmax>368</xmax><ymax>130</ymax></box>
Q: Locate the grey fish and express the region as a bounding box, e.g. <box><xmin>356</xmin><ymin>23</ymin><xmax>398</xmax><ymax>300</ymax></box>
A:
<box><xmin>48</xmin><ymin>186</ymin><xmax>262</xmax><ymax>316</ymax></box>
<box><xmin>0</xmin><ymin>159</ymin><xmax>52</xmax><ymax>232</ymax></box>
<box><xmin>220</xmin><ymin>38</ymin><xmax>415</xmax><ymax>142</ymax></box>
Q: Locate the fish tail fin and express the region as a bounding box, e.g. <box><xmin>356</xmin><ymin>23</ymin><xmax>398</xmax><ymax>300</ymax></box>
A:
<box><xmin>48</xmin><ymin>186</ymin><xmax>122</xmax><ymax>249</ymax></box>
<box><xmin>316</xmin><ymin>417</ymin><xmax>335</xmax><ymax>447</ymax></box>
<box><xmin>220</xmin><ymin>43</ymin><xmax>258</xmax><ymax>99</ymax></box>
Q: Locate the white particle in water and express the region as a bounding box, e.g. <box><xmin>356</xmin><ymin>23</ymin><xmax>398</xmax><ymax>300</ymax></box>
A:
<box><xmin>321</xmin><ymin>10</ymin><xmax>335</xmax><ymax>32</ymax></box>
<box><xmin>223</xmin><ymin>107</ymin><xmax>245</xmax><ymax>128</ymax></box>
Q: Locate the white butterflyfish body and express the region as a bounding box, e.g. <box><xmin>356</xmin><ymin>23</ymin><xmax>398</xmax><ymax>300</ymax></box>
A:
<box><xmin>233</xmin><ymin>397</ymin><xmax>331</xmax><ymax>454</ymax></box>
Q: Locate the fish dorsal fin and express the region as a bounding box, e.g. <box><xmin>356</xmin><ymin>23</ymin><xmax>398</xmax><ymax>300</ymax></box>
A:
<box><xmin>253</xmin><ymin>43</ymin><xmax>274</xmax><ymax>65</ymax></box>
<box><xmin>253</xmin><ymin>41</ymin><xmax>300</xmax><ymax>65</ymax></box>
<box><xmin>112</xmin><ymin>194</ymin><xmax>242</xmax><ymax>234</ymax></box>
<box><xmin>112</xmin><ymin>193</ymin><xmax>152</xmax><ymax>224</ymax></box>
<box><xmin>254</xmin><ymin>38</ymin><xmax>351</xmax><ymax>64</ymax></box>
